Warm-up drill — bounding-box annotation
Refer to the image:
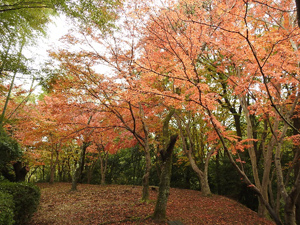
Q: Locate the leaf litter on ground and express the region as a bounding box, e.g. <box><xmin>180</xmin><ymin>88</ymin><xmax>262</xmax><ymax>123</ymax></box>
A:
<box><xmin>30</xmin><ymin>182</ymin><xmax>275</xmax><ymax>225</ymax></box>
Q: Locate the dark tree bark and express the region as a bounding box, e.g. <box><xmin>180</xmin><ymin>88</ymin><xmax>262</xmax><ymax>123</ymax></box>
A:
<box><xmin>71</xmin><ymin>142</ymin><xmax>89</xmax><ymax>191</ymax></box>
<box><xmin>296</xmin><ymin>0</ymin><xmax>300</xmax><ymax>28</ymax></box>
<box><xmin>295</xmin><ymin>180</ymin><xmax>300</xmax><ymax>225</ymax></box>
<box><xmin>13</xmin><ymin>161</ymin><xmax>27</xmax><ymax>182</ymax></box>
<box><xmin>142</xmin><ymin>146</ymin><xmax>151</xmax><ymax>201</ymax></box>
<box><xmin>49</xmin><ymin>149</ymin><xmax>56</xmax><ymax>184</ymax></box>
<box><xmin>71</xmin><ymin>116</ymin><xmax>93</xmax><ymax>191</ymax></box>
<box><xmin>293</xmin><ymin>111</ymin><xmax>300</xmax><ymax>224</ymax></box>
<box><xmin>99</xmin><ymin>150</ymin><xmax>108</xmax><ymax>185</ymax></box>
<box><xmin>153</xmin><ymin>134</ymin><xmax>178</xmax><ymax>222</ymax></box>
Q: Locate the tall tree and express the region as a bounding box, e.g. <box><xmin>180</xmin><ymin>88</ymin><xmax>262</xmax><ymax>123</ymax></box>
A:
<box><xmin>135</xmin><ymin>0</ymin><xmax>300</xmax><ymax>224</ymax></box>
<box><xmin>153</xmin><ymin>109</ymin><xmax>178</xmax><ymax>222</ymax></box>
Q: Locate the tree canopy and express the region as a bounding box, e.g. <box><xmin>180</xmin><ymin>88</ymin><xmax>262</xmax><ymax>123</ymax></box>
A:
<box><xmin>1</xmin><ymin>0</ymin><xmax>300</xmax><ymax>225</ymax></box>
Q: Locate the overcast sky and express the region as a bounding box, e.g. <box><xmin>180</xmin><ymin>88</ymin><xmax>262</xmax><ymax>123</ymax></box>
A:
<box><xmin>16</xmin><ymin>15</ymin><xmax>69</xmax><ymax>91</ymax></box>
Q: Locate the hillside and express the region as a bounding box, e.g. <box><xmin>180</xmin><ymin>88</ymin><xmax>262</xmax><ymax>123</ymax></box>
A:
<box><xmin>30</xmin><ymin>183</ymin><xmax>275</xmax><ymax>225</ymax></box>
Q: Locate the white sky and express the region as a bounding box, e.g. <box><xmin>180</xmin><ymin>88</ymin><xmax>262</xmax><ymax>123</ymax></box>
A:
<box><xmin>24</xmin><ymin>15</ymin><xmax>69</xmax><ymax>65</ymax></box>
<box><xmin>18</xmin><ymin>15</ymin><xmax>69</xmax><ymax>91</ymax></box>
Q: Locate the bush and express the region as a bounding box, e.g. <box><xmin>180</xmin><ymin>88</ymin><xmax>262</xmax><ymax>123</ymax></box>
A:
<box><xmin>0</xmin><ymin>128</ymin><xmax>22</xmax><ymax>169</ymax></box>
<box><xmin>0</xmin><ymin>182</ymin><xmax>40</xmax><ymax>224</ymax></box>
<box><xmin>0</xmin><ymin>191</ymin><xmax>15</xmax><ymax>225</ymax></box>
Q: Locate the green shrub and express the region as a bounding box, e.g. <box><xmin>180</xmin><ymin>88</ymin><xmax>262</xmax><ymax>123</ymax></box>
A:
<box><xmin>0</xmin><ymin>182</ymin><xmax>40</xmax><ymax>224</ymax></box>
<box><xmin>0</xmin><ymin>191</ymin><xmax>15</xmax><ymax>225</ymax></box>
<box><xmin>0</xmin><ymin>128</ymin><xmax>22</xmax><ymax>168</ymax></box>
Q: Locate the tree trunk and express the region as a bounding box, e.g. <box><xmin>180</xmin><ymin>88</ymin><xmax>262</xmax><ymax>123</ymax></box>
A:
<box><xmin>96</xmin><ymin>144</ymin><xmax>109</xmax><ymax>185</ymax></box>
<box><xmin>295</xmin><ymin>159</ymin><xmax>300</xmax><ymax>225</ymax></box>
<box><xmin>71</xmin><ymin>142</ymin><xmax>89</xmax><ymax>191</ymax></box>
<box><xmin>27</xmin><ymin>167</ymin><xmax>38</xmax><ymax>182</ymax></box>
<box><xmin>216</xmin><ymin>151</ymin><xmax>221</xmax><ymax>194</ymax></box>
<box><xmin>283</xmin><ymin>169</ymin><xmax>300</xmax><ymax>225</ymax></box>
<box><xmin>49</xmin><ymin>165</ymin><xmax>55</xmax><ymax>184</ymax></box>
<box><xmin>175</xmin><ymin>112</ymin><xmax>212</xmax><ymax>197</ymax></box>
<box><xmin>13</xmin><ymin>161</ymin><xmax>27</xmax><ymax>182</ymax></box>
<box><xmin>188</xmin><ymin>148</ymin><xmax>212</xmax><ymax>196</ymax></box>
<box><xmin>138</xmin><ymin>103</ymin><xmax>151</xmax><ymax>202</ymax></box>
<box><xmin>101</xmin><ymin>170</ymin><xmax>106</xmax><ymax>185</ymax></box>
<box><xmin>284</xmin><ymin>196</ymin><xmax>297</xmax><ymax>225</ymax></box>
<box><xmin>87</xmin><ymin>167</ymin><xmax>92</xmax><ymax>184</ymax></box>
<box><xmin>79</xmin><ymin>144</ymin><xmax>87</xmax><ymax>183</ymax></box>
<box><xmin>153</xmin><ymin>134</ymin><xmax>178</xmax><ymax>222</ymax></box>
<box><xmin>71</xmin><ymin>164</ymin><xmax>80</xmax><ymax>191</ymax></box>
<box><xmin>87</xmin><ymin>159</ymin><xmax>97</xmax><ymax>184</ymax></box>
<box><xmin>259</xmin><ymin>118</ymin><xmax>279</xmax><ymax>218</ymax></box>
<box><xmin>49</xmin><ymin>149</ymin><xmax>55</xmax><ymax>184</ymax></box>
<box><xmin>293</xmin><ymin>111</ymin><xmax>300</xmax><ymax>224</ymax></box>
<box><xmin>0</xmin><ymin>40</ymin><xmax>24</xmax><ymax>126</ymax></box>
<box><xmin>58</xmin><ymin>163</ymin><xmax>64</xmax><ymax>182</ymax></box>
<box><xmin>142</xmin><ymin>144</ymin><xmax>151</xmax><ymax>202</ymax></box>
<box><xmin>296</xmin><ymin>192</ymin><xmax>300</xmax><ymax>225</ymax></box>
<box><xmin>295</xmin><ymin>0</ymin><xmax>300</xmax><ymax>28</ymax></box>
<box><xmin>99</xmin><ymin>152</ymin><xmax>108</xmax><ymax>185</ymax></box>
<box><xmin>239</xmin><ymin>95</ymin><xmax>262</xmax><ymax>199</ymax></box>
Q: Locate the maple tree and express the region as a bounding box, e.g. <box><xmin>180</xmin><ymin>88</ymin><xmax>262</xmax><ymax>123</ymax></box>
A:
<box><xmin>15</xmin><ymin>94</ymin><xmax>70</xmax><ymax>184</ymax></box>
<box><xmin>3</xmin><ymin>0</ymin><xmax>300</xmax><ymax>224</ymax></box>
<box><xmin>131</xmin><ymin>0</ymin><xmax>300</xmax><ymax>224</ymax></box>
<box><xmin>38</xmin><ymin>0</ymin><xmax>300</xmax><ymax>223</ymax></box>
<box><xmin>47</xmin><ymin>19</ymin><xmax>162</xmax><ymax>201</ymax></box>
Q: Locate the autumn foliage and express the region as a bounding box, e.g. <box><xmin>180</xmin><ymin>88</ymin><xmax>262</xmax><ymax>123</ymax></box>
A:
<box><xmin>1</xmin><ymin>0</ymin><xmax>300</xmax><ymax>224</ymax></box>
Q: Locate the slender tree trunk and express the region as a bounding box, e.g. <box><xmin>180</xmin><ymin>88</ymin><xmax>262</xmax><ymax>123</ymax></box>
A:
<box><xmin>272</xmin><ymin>92</ymin><xmax>300</xmax><ymax>225</ymax></box>
<box><xmin>240</xmin><ymin>94</ymin><xmax>277</xmax><ymax>218</ymax></box>
<box><xmin>71</xmin><ymin>142</ymin><xmax>89</xmax><ymax>191</ymax></box>
<box><xmin>67</xmin><ymin>158</ymin><xmax>72</xmax><ymax>182</ymax></box>
<box><xmin>87</xmin><ymin>159</ymin><xmax>97</xmax><ymax>184</ymax></box>
<box><xmin>188</xmin><ymin>149</ymin><xmax>212</xmax><ymax>196</ymax></box>
<box><xmin>295</xmin><ymin>198</ymin><xmax>300</xmax><ymax>225</ymax></box>
<box><xmin>0</xmin><ymin>40</ymin><xmax>24</xmax><ymax>126</ymax></box>
<box><xmin>142</xmin><ymin>143</ymin><xmax>151</xmax><ymax>202</ymax></box>
<box><xmin>87</xmin><ymin>167</ymin><xmax>92</xmax><ymax>184</ymax></box>
<box><xmin>101</xmin><ymin>170</ymin><xmax>106</xmax><ymax>185</ymax></box>
<box><xmin>209</xmin><ymin>105</ymin><xmax>282</xmax><ymax>224</ymax></box>
<box><xmin>216</xmin><ymin>151</ymin><xmax>221</xmax><ymax>194</ymax></box>
<box><xmin>138</xmin><ymin>103</ymin><xmax>151</xmax><ymax>202</ymax></box>
<box><xmin>258</xmin><ymin>117</ymin><xmax>280</xmax><ymax>217</ymax></box>
<box><xmin>153</xmin><ymin>134</ymin><xmax>178</xmax><ymax>222</ymax></box>
<box><xmin>49</xmin><ymin>166</ymin><xmax>55</xmax><ymax>184</ymax></box>
<box><xmin>49</xmin><ymin>149</ymin><xmax>55</xmax><ymax>184</ymax></box>
<box><xmin>99</xmin><ymin>152</ymin><xmax>108</xmax><ymax>185</ymax></box>
<box><xmin>27</xmin><ymin>167</ymin><xmax>38</xmax><ymax>182</ymax></box>
<box><xmin>79</xmin><ymin>145</ymin><xmax>88</xmax><ymax>183</ymax></box>
<box><xmin>42</xmin><ymin>165</ymin><xmax>45</xmax><ymax>181</ymax></box>
<box><xmin>296</xmin><ymin>180</ymin><xmax>300</xmax><ymax>224</ymax></box>
<box><xmin>274</xmin><ymin>123</ymin><xmax>299</xmax><ymax>225</ymax></box>
<box><xmin>175</xmin><ymin>112</ymin><xmax>212</xmax><ymax>196</ymax></box>
<box><xmin>293</xmin><ymin>111</ymin><xmax>300</xmax><ymax>224</ymax></box>
<box><xmin>239</xmin><ymin>95</ymin><xmax>262</xmax><ymax>196</ymax></box>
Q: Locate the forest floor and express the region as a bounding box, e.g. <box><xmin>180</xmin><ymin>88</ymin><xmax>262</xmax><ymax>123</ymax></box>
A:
<box><xmin>30</xmin><ymin>182</ymin><xmax>275</xmax><ymax>225</ymax></box>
